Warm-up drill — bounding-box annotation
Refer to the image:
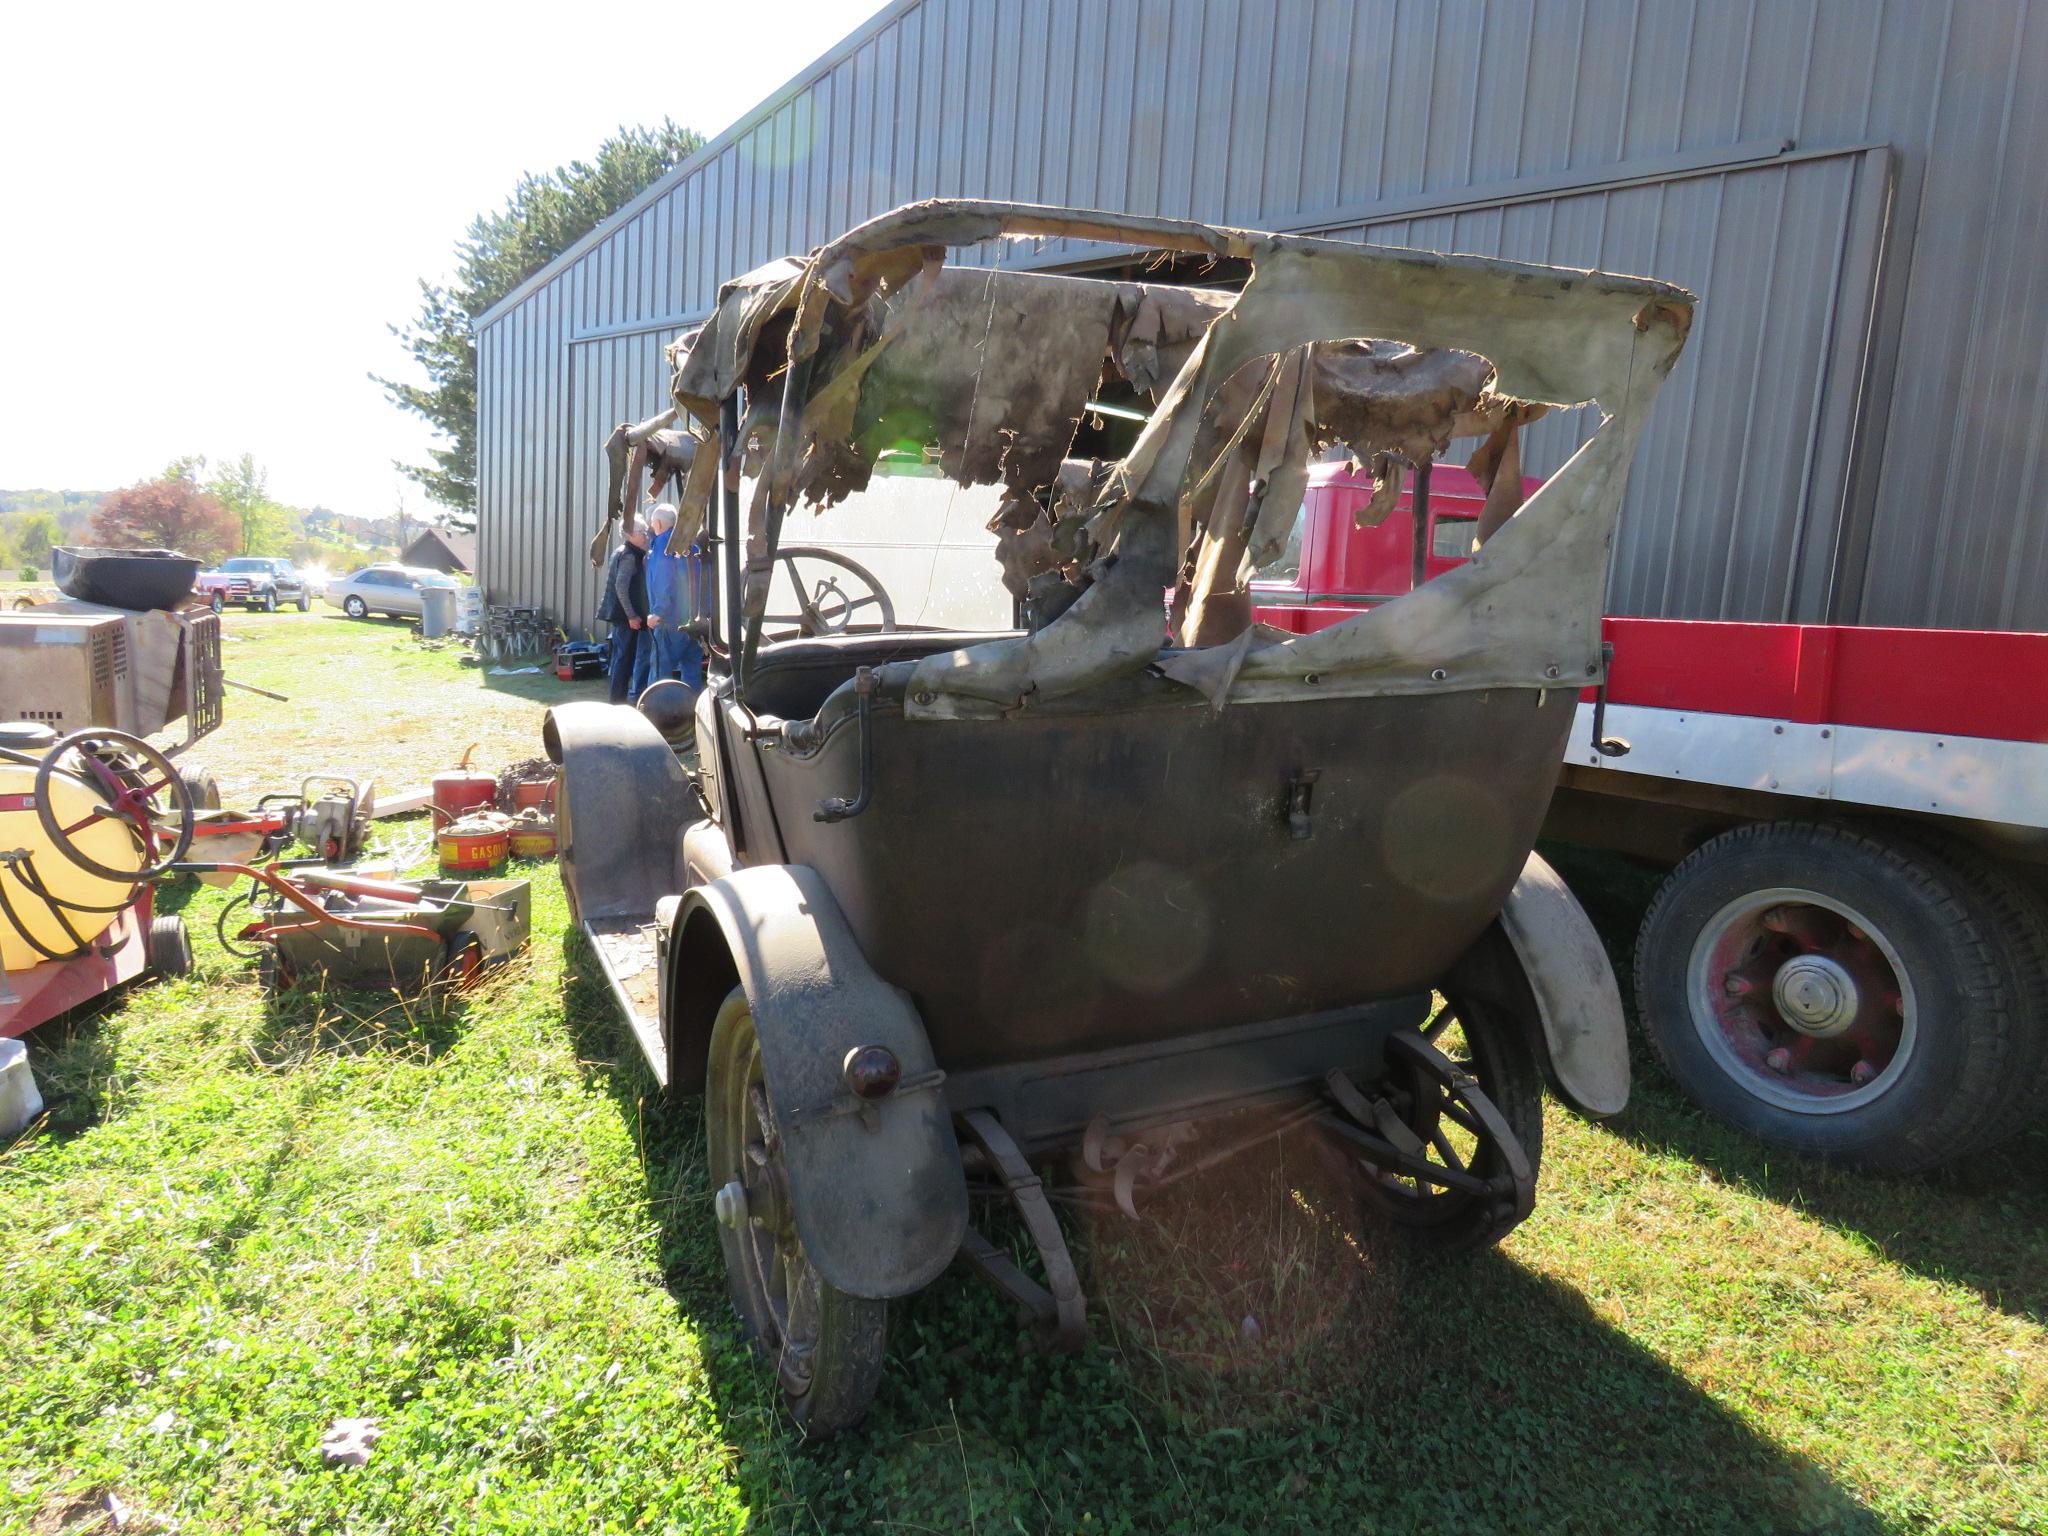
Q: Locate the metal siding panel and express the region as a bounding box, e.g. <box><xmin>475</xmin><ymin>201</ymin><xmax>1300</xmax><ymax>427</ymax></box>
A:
<box><xmin>1622</xmin><ymin>0</ymin><xmax>1692</xmax><ymax>158</ymax></box>
<box><xmin>988</xmin><ymin>0</ymin><xmax>1023</xmax><ymax>199</ymax></box>
<box><xmin>1382</xmin><ymin>0</ymin><xmax>1438</xmax><ymax>196</ymax></box>
<box><xmin>1423</xmin><ymin>0</ymin><xmax>1481</xmax><ymax>188</ymax></box>
<box><xmin>1297</xmin><ymin>0</ymin><xmax>1354</xmax><ymax>205</ymax></box>
<box><xmin>893</xmin><ymin>6</ymin><xmax>925</xmax><ymax>194</ymax></box>
<box><xmin>1568</xmin><ymin>0</ymin><xmax>1636</xmax><ymax>165</ymax></box>
<box><xmin>1469</xmin><ymin>0</ymin><xmax>1535</xmax><ymax>183</ymax></box>
<box><xmin>965</xmin><ymin>0</ymin><xmax>996</xmax><ymax>202</ymax></box>
<box><xmin>1922</xmin><ymin>0</ymin><xmax>2043</xmax><ymax>629</ymax></box>
<box><xmin>1334</xmin><ymin>0</ymin><xmax>1397</xmax><ymax>202</ymax></box>
<box><xmin>549</xmin><ymin>282</ymin><xmax>571</xmax><ymax>630</ymax></box>
<box><xmin>1021</xmin><ymin>0</ymin><xmax>1053</xmax><ymax>200</ymax></box>
<box><xmin>829</xmin><ymin>58</ymin><xmax>856</xmax><ymax>233</ymax></box>
<box><xmin>1518</xmin><ymin>0</ymin><xmax>1588</xmax><ymax>179</ymax></box>
<box><xmin>1676</xmin><ymin>0</ymin><xmax>1752</xmax><ymax>147</ymax></box>
<box><xmin>870</xmin><ymin>21</ymin><xmax>901</xmax><ymax>209</ymax></box>
<box><xmin>1132</xmin><ymin>0</ymin><xmax>1180</xmax><ymax>216</ymax></box>
<box><xmin>1803</xmin><ymin>0</ymin><xmax>1885</xmax><ymax>141</ymax></box>
<box><xmin>1098</xmin><ymin>0</ymin><xmax>1144</xmax><ymax>213</ymax></box>
<box><xmin>475</xmin><ymin>326</ymin><xmax>494</xmax><ymax>599</ymax></box>
<box><xmin>1858</xmin><ymin>0</ymin><xmax>2024</xmax><ymax>626</ymax></box>
<box><xmin>848</xmin><ymin>36</ymin><xmax>879</xmax><ymax>211</ymax></box>
<box><xmin>1038</xmin><ymin>0</ymin><xmax>1079</xmax><ymax>206</ymax></box>
<box><xmin>1739</xmin><ymin>0</ymin><xmax>1818</xmax><ymax>144</ymax></box>
<box><xmin>1224</xmin><ymin>0</ymin><xmax>1276</xmax><ymax>222</ymax></box>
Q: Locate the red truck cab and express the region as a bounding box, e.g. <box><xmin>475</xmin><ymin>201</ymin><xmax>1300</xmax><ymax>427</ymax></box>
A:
<box><xmin>1250</xmin><ymin>461</ymin><xmax>1517</xmax><ymax>631</ymax></box>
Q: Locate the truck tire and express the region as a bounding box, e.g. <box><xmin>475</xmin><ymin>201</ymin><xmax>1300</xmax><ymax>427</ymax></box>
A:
<box><xmin>261</xmin><ymin>588</ymin><xmax>278</xmax><ymax>613</ymax></box>
<box><xmin>208</xmin><ymin>591</ymin><xmax>225</xmax><ymax>615</ymax></box>
<box><xmin>1635</xmin><ymin>821</ymin><xmax>2015</xmax><ymax>1173</ymax></box>
<box><xmin>1870</xmin><ymin>827</ymin><xmax>2048</xmax><ymax>1145</ymax></box>
<box><xmin>296</xmin><ymin>591</ymin><xmax>310</xmax><ymax>611</ymax></box>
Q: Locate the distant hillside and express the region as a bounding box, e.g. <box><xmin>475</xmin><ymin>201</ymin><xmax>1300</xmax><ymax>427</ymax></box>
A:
<box><xmin>0</xmin><ymin>489</ymin><xmax>437</xmax><ymax>570</ymax></box>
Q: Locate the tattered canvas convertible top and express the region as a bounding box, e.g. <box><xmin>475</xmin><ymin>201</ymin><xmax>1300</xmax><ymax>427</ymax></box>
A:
<box><xmin>666</xmin><ymin>200</ymin><xmax>1693</xmax><ymax>716</ymax></box>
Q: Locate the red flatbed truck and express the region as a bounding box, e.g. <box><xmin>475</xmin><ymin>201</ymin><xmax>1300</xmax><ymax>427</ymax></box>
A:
<box><xmin>1253</xmin><ymin>462</ymin><xmax>2048</xmax><ymax>1174</ymax></box>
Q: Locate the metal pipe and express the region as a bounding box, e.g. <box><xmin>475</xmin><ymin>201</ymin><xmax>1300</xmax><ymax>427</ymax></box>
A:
<box><xmin>718</xmin><ymin>393</ymin><xmax>743</xmax><ymax>700</ymax></box>
<box><xmin>1410</xmin><ymin>457</ymin><xmax>1433</xmax><ymax>592</ymax></box>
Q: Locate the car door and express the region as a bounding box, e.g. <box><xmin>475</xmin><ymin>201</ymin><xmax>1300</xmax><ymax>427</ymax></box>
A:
<box><xmin>388</xmin><ymin>571</ymin><xmax>426</xmax><ymax>617</ymax></box>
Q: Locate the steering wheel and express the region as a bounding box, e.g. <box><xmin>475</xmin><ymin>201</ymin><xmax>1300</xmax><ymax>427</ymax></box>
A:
<box><xmin>762</xmin><ymin>546</ymin><xmax>897</xmax><ymax>642</ymax></box>
<box><xmin>34</xmin><ymin>728</ymin><xmax>197</xmax><ymax>883</ymax></box>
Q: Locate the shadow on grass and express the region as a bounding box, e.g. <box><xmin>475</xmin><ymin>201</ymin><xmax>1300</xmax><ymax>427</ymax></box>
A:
<box><xmin>556</xmin><ymin>927</ymin><xmax>1882</xmax><ymax>1535</ymax></box>
<box><xmin>478</xmin><ymin>666</ymin><xmax>593</xmax><ymax>707</ymax></box>
<box><xmin>1546</xmin><ymin>839</ymin><xmax>2048</xmax><ymax>1328</ymax></box>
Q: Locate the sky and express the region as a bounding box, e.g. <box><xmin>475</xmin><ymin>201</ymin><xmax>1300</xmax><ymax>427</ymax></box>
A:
<box><xmin>0</xmin><ymin>0</ymin><xmax>889</xmax><ymax>520</ymax></box>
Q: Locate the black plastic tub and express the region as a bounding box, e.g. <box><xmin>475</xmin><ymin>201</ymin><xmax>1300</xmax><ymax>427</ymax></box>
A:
<box><xmin>50</xmin><ymin>546</ymin><xmax>200</xmax><ymax>610</ymax></box>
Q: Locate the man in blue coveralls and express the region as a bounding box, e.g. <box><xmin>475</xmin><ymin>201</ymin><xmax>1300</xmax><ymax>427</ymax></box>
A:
<box><xmin>636</xmin><ymin>502</ymin><xmax>705</xmax><ymax>695</ymax></box>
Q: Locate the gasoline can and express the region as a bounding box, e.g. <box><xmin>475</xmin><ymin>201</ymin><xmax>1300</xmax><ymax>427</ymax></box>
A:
<box><xmin>437</xmin><ymin>815</ymin><xmax>510</xmax><ymax>875</ymax></box>
<box><xmin>431</xmin><ymin>766</ymin><xmax>498</xmax><ymax>825</ymax></box>
<box><xmin>508</xmin><ymin>821</ymin><xmax>557</xmax><ymax>860</ymax></box>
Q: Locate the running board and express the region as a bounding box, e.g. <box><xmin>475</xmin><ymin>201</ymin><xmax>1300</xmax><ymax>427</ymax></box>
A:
<box><xmin>582</xmin><ymin>916</ymin><xmax>668</xmax><ymax>1086</ymax></box>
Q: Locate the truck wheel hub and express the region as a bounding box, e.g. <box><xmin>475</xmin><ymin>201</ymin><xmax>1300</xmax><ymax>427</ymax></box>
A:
<box><xmin>1771</xmin><ymin>955</ymin><xmax>1859</xmax><ymax>1037</ymax></box>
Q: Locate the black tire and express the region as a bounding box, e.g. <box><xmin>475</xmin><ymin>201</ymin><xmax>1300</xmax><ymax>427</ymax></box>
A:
<box><xmin>1635</xmin><ymin>821</ymin><xmax>2015</xmax><ymax>1173</ymax></box>
<box><xmin>1869</xmin><ymin>826</ymin><xmax>2048</xmax><ymax>1146</ymax></box>
<box><xmin>261</xmin><ymin>588</ymin><xmax>278</xmax><ymax>613</ymax></box>
<box><xmin>706</xmin><ymin>987</ymin><xmax>886</xmax><ymax>1436</ymax></box>
<box><xmin>178</xmin><ymin>764</ymin><xmax>222</xmax><ymax>812</ymax></box>
<box><xmin>1334</xmin><ymin>990</ymin><xmax>1543</xmax><ymax>1254</ymax></box>
<box><xmin>208</xmin><ymin>591</ymin><xmax>225</xmax><ymax>615</ymax></box>
<box><xmin>296</xmin><ymin>592</ymin><xmax>310</xmax><ymax>611</ymax></box>
<box><xmin>344</xmin><ymin>595</ymin><xmax>367</xmax><ymax>619</ymax></box>
<box><xmin>146</xmin><ymin>914</ymin><xmax>193</xmax><ymax>977</ymax></box>
<box><xmin>435</xmin><ymin>928</ymin><xmax>485</xmax><ymax>991</ymax></box>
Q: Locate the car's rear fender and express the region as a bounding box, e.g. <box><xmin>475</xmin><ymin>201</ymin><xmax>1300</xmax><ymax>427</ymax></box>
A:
<box><xmin>1445</xmin><ymin>851</ymin><xmax>1631</xmax><ymax>1117</ymax></box>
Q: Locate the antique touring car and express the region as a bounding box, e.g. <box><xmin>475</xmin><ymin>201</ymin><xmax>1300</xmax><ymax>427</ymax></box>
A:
<box><xmin>547</xmin><ymin>200</ymin><xmax>1693</xmax><ymax>1433</ymax></box>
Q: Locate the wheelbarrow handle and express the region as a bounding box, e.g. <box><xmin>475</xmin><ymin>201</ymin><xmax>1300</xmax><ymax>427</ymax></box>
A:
<box><xmin>169</xmin><ymin>860</ymin><xmax>444</xmax><ymax>944</ymax></box>
<box><xmin>293</xmin><ymin>868</ymin><xmax>427</xmax><ymax>905</ymax></box>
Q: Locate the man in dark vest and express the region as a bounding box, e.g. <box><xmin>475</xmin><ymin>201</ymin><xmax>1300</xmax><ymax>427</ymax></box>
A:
<box><xmin>595</xmin><ymin>523</ymin><xmax>650</xmax><ymax>704</ymax></box>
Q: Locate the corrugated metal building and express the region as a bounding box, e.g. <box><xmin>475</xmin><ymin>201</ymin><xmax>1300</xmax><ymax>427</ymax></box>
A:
<box><xmin>475</xmin><ymin>0</ymin><xmax>2048</xmax><ymax>636</ymax></box>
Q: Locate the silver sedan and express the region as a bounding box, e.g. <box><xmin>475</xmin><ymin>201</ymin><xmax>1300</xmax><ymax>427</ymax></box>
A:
<box><xmin>324</xmin><ymin>564</ymin><xmax>459</xmax><ymax>620</ymax></box>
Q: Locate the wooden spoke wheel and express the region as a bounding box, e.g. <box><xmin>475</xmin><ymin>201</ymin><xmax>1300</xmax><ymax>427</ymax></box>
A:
<box><xmin>705</xmin><ymin>988</ymin><xmax>887</xmax><ymax>1436</ymax></box>
<box><xmin>1336</xmin><ymin>993</ymin><xmax>1543</xmax><ymax>1253</ymax></box>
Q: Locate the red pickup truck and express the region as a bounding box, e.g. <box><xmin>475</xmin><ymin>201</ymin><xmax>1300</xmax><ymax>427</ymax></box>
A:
<box><xmin>1253</xmin><ymin>461</ymin><xmax>2047</xmax><ymax>1173</ymax></box>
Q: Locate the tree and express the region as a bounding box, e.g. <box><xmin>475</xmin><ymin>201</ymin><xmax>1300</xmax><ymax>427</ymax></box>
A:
<box><xmin>376</xmin><ymin>119</ymin><xmax>705</xmax><ymax>519</ymax></box>
<box><xmin>207</xmin><ymin>453</ymin><xmax>291</xmax><ymax>555</ymax></box>
<box><xmin>15</xmin><ymin>513</ymin><xmax>57</xmax><ymax>569</ymax></box>
<box><xmin>92</xmin><ymin>479</ymin><xmax>240</xmax><ymax>563</ymax></box>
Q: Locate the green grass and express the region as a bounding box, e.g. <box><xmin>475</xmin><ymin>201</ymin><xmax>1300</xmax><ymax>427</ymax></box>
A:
<box><xmin>196</xmin><ymin>607</ymin><xmax>580</xmax><ymax>805</ymax></box>
<box><xmin>1</xmin><ymin>624</ymin><xmax>2043</xmax><ymax>1534</ymax></box>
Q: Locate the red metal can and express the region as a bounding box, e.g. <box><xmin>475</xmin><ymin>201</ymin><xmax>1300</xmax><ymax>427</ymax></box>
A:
<box><xmin>431</xmin><ymin>766</ymin><xmax>498</xmax><ymax>825</ymax></box>
<box><xmin>509</xmin><ymin>778</ymin><xmax>556</xmax><ymax>814</ymax></box>
<box><xmin>508</xmin><ymin>822</ymin><xmax>557</xmax><ymax>860</ymax></box>
<box><xmin>437</xmin><ymin>821</ymin><xmax>509</xmax><ymax>874</ymax></box>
